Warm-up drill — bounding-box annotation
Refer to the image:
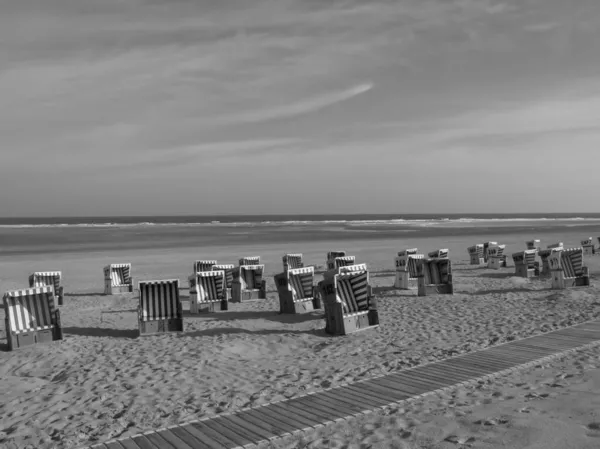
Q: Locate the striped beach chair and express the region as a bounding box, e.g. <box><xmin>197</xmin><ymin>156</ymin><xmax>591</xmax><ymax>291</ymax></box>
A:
<box><xmin>549</xmin><ymin>248</ymin><xmax>590</xmax><ymax>289</ymax></box>
<box><xmin>212</xmin><ymin>264</ymin><xmax>234</xmax><ymax>300</ymax></box>
<box><xmin>318</xmin><ymin>263</ymin><xmax>379</xmax><ymax>336</ymax></box>
<box><xmin>327</xmin><ymin>256</ymin><xmax>356</xmax><ymax>271</ymax></box>
<box><xmin>231</xmin><ymin>265</ymin><xmax>266</xmax><ymax>302</ymax></box>
<box><xmin>526</xmin><ymin>239</ymin><xmax>541</xmax><ymax>251</ymax></box>
<box><xmin>417</xmin><ymin>258</ymin><xmax>453</xmax><ymax>296</ymax></box>
<box><xmin>282</xmin><ymin>253</ymin><xmax>304</xmax><ymax>272</ymax></box>
<box><xmin>103</xmin><ymin>263</ymin><xmax>133</xmax><ymax>295</ymax></box>
<box><xmin>190</xmin><ymin>271</ymin><xmax>228</xmax><ymax>313</ymax></box>
<box><xmin>427</xmin><ymin>249</ymin><xmax>449</xmax><ymax>259</ymax></box>
<box><xmin>29</xmin><ymin>271</ymin><xmax>63</xmax><ymax>306</ymax></box>
<box><xmin>3</xmin><ymin>287</ymin><xmax>63</xmax><ymax>351</ymax></box>
<box><xmin>138</xmin><ymin>279</ymin><xmax>183</xmax><ymax>336</ymax></box>
<box><xmin>482</xmin><ymin>241</ymin><xmax>497</xmax><ymax>263</ymax></box>
<box><xmin>487</xmin><ymin>243</ymin><xmax>507</xmax><ymax>269</ymax></box>
<box><xmin>394</xmin><ymin>252</ymin><xmax>424</xmax><ymax>289</ymax></box>
<box><xmin>467</xmin><ymin>244</ymin><xmax>484</xmax><ymax>265</ymax></box>
<box><xmin>512</xmin><ymin>249</ymin><xmax>540</xmax><ymax>278</ymax></box>
<box><xmin>275</xmin><ymin>266</ymin><xmax>321</xmax><ymax>314</ymax></box>
<box><xmin>539</xmin><ymin>243</ymin><xmax>564</xmax><ymax>276</ymax></box>
<box><xmin>188</xmin><ymin>260</ymin><xmax>217</xmax><ymax>294</ymax></box>
<box><xmin>239</xmin><ymin>256</ymin><xmax>260</xmax><ymax>266</ymax></box>
<box><xmin>326</xmin><ymin>251</ymin><xmax>346</xmax><ymax>270</ymax></box>
<box><xmin>581</xmin><ymin>238</ymin><xmax>595</xmax><ymax>256</ymax></box>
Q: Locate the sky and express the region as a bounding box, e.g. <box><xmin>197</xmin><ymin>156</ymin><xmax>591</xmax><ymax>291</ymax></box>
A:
<box><xmin>1</xmin><ymin>0</ymin><xmax>600</xmax><ymax>216</ymax></box>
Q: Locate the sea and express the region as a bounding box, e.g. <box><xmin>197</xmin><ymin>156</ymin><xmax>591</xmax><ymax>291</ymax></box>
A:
<box><xmin>1</xmin><ymin>214</ymin><xmax>599</xmax><ymax>256</ymax></box>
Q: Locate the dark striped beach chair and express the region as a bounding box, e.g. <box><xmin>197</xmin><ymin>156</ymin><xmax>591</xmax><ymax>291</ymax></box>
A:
<box><xmin>487</xmin><ymin>243</ymin><xmax>507</xmax><ymax>269</ymax></box>
<box><xmin>417</xmin><ymin>259</ymin><xmax>453</xmax><ymax>296</ymax></box>
<box><xmin>512</xmin><ymin>249</ymin><xmax>540</xmax><ymax>278</ymax></box>
<box><xmin>526</xmin><ymin>239</ymin><xmax>541</xmax><ymax>251</ymax></box>
<box><xmin>549</xmin><ymin>248</ymin><xmax>590</xmax><ymax>289</ymax></box>
<box><xmin>539</xmin><ymin>243</ymin><xmax>564</xmax><ymax>276</ymax></box>
<box><xmin>581</xmin><ymin>238</ymin><xmax>595</xmax><ymax>256</ymax></box>
<box><xmin>427</xmin><ymin>248</ymin><xmax>449</xmax><ymax>259</ymax></box>
<box><xmin>231</xmin><ymin>265</ymin><xmax>266</xmax><ymax>302</ymax></box>
<box><xmin>394</xmin><ymin>252</ymin><xmax>424</xmax><ymax>289</ymax></box>
<box><xmin>103</xmin><ymin>263</ymin><xmax>133</xmax><ymax>295</ymax></box>
<box><xmin>188</xmin><ymin>260</ymin><xmax>217</xmax><ymax>294</ymax></box>
<box><xmin>328</xmin><ymin>256</ymin><xmax>356</xmax><ymax>271</ymax></box>
<box><xmin>326</xmin><ymin>251</ymin><xmax>346</xmax><ymax>270</ymax></box>
<box><xmin>4</xmin><ymin>286</ymin><xmax>63</xmax><ymax>351</ymax></box>
<box><xmin>212</xmin><ymin>264</ymin><xmax>234</xmax><ymax>300</ymax></box>
<box><xmin>190</xmin><ymin>271</ymin><xmax>228</xmax><ymax>313</ymax></box>
<box><xmin>482</xmin><ymin>241</ymin><xmax>497</xmax><ymax>263</ymax></box>
<box><xmin>318</xmin><ymin>263</ymin><xmax>378</xmax><ymax>336</ymax></box>
<box><xmin>29</xmin><ymin>271</ymin><xmax>63</xmax><ymax>306</ymax></box>
<box><xmin>282</xmin><ymin>253</ymin><xmax>304</xmax><ymax>272</ymax></box>
<box><xmin>467</xmin><ymin>244</ymin><xmax>484</xmax><ymax>265</ymax></box>
<box><xmin>275</xmin><ymin>266</ymin><xmax>321</xmax><ymax>314</ymax></box>
<box><xmin>138</xmin><ymin>279</ymin><xmax>183</xmax><ymax>336</ymax></box>
<box><xmin>239</xmin><ymin>256</ymin><xmax>260</xmax><ymax>266</ymax></box>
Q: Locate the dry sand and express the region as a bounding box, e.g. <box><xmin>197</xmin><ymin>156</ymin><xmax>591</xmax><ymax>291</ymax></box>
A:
<box><xmin>1</xmin><ymin>231</ymin><xmax>600</xmax><ymax>448</ymax></box>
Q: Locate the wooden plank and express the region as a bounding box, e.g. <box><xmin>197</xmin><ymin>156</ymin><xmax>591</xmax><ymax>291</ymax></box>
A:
<box><xmin>248</xmin><ymin>405</ymin><xmax>310</xmax><ymax>435</ymax></box>
<box><xmin>119</xmin><ymin>438</ymin><xmax>142</xmax><ymax>449</ymax></box>
<box><xmin>105</xmin><ymin>442</ymin><xmax>125</xmax><ymax>449</ymax></box>
<box><xmin>218</xmin><ymin>414</ymin><xmax>278</xmax><ymax>443</ymax></box>
<box><xmin>333</xmin><ymin>385</ymin><xmax>392</xmax><ymax>408</ymax></box>
<box><xmin>290</xmin><ymin>395</ymin><xmax>351</xmax><ymax>420</ymax></box>
<box><xmin>447</xmin><ymin>356</ymin><xmax>511</xmax><ymax>371</ymax></box>
<box><xmin>154</xmin><ymin>431</ymin><xmax>193</xmax><ymax>449</ymax></box>
<box><xmin>525</xmin><ymin>336</ymin><xmax>579</xmax><ymax>348</ymax></box>
<box><xmin>316</xmin><ymin>390</ymin><xmax>372</xmax><ymax>414</ymax></box>
<box><xmin>489</xmin><ymin>344</ymin><xmax>556</xmax><ymax>358</ymax></box>
<box><xmin>145</xmin><ymin>432</ymin><xmax>178</xmax><ymax>449</ymax></box>
<box><xmin>131</xmin><ymin>435</ymin><xmax>160</xmax><ymax>449</ymax></box>
<box><xmin>237</xmin><ymin>408</ymin><xmax>295</xmax><ymax>437</ymax></box>
<box><xmin>170</xmin><ymin>425</ymin><xmax>214</xmax><ymax>449</ymax></box>
<box><xmin>537</xmin><ymin>333</ymin><xmax>596</xmax><ymax>344</ymax></box>
<box><xmin>394</xmin><ymin>370</ymin><xmax>454</xmax><ymax>389</ymax></box>
<box><xmin>197</xmin><ymin>418</ymin><xmax>254</xmax><ymax>448</ymax></box>
<box><xmin>348</xmin><ymin>380</ymin><xmax>411</xmax><ymax>402</ymax></box>
<box><xmin>514</xmin><ymin>339</ymin><xmax>574</xmax><ymax>351</ymax></box>
<box><xmin>303</xmin><ymin>392</ymin><xmax>366</xmax><ymax>416</ymax></box>
<box><xmin>408</xmin><ymin>366</ymin><xmax>475</xmax><ymax>384</ymax></box>
<box><xmin>262</xmin><ymin>403</ymin><xmax>321</xmax><ymax>429</ymax></box>
<box><xmin>372</xmin><ymin>375</ymin><xmax>431</xmax><ymax>396</ymax></box>
<box><xmin>461</xmin><ymin>352</ymin><xmax>526</xmax><ymax>367</ymax></box>
<box><xmin>179</xmin><ymin>423</ymin><xmax>228</xmax><ymax>449</ymax></box>
<box><xmin>343</xmin><ymin>382</ymin><xmax>399</xmax><ymax>404</ymax></box>
<box><xmin>554</xmin><ymin>329</ymin><xmax>600</xmax><ymax>339</ymax></box>
<box><xmin>439</xmin><ymin>359</ymin><xmax>498</xmax><ymax>376</ymax></box>
<box><xmin>277</xmin><ymin>397</ymin><xmax>338</xmax><ymax>423</ymax></box>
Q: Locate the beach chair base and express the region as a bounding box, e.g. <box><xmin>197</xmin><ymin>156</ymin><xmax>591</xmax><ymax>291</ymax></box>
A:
<box><xmin>487</xmin><ymin>256</ymin><xmax>507</xmax><ymax>270</ymax></box>
<box><xmin>515</xmin><ymin>264</ymin><xmax>539</xmax><ymax>278</ymax></box>
<box><xmin>417</xmin><ymin>283</ymin><xmax>454</xmax><ymax>297</ymax></box>
<box><xmin>394</xmin><ymin>272</ymin><xmax>418</xmax><ymax>289</ymax></box>
<box><xmin>469</xmin><ymin>255</ymin><xmax>484</xmax><ymax>265</ymax></box>
<box><xmin>138</xmin><ymin>318</ymin><xmax>183</xmax><ymax>336</ymax></box>
<box><xmin>551</xmin><ymin>271</ymin><xmax>590</xmax><ymax>290</ymax></box>
<box><xmin>104</xmin><ymin>285</ymin><xmax>134</xmax><ymax>295</ymax></box>
<box><xmin>280</xmin><ymin>297</ymin><xmax>322</xmax><ymax>314</ymax></box>
<box><xmin>324</xmin><ymin>304</ymin><xmax>379</xmax><ymax>336</ymax></box>
<box><xmin>190</xmin><ymin>300</ymin><xmax>228</xmax><ymax>313</ymax></box>
<box><xmin>231</xmin><ymin>281</ymin><xmax>266</xmax><ymax>303</ymax></box>
<box><xmin>6</xmin><ymin>311</ymin><xmax>63</xmax><ymax>351</ymax></box>
<box><xmin>583</xmin><ymin>246</ymin><xmax>595</xmax><ymax>256</ymax></box>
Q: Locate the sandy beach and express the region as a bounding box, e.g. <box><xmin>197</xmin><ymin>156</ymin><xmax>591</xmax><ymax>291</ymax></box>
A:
<box><xmin>1</xmin><ymin>229</ymin><xmax>600</xmax><ymax>449</ymax></box>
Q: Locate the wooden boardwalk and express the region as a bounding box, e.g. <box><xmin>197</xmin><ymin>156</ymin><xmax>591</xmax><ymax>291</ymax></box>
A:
<box><xmin>83</xmin><ymin>320</ymin><xmax>600</xmax><ymax>449</ymax></box>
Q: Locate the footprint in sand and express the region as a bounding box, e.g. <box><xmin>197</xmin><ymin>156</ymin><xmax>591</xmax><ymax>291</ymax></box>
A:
<box><xmin>444</xmin><ymin>435</ymin><xmax>476</xmax><ymax>446</ymax></box>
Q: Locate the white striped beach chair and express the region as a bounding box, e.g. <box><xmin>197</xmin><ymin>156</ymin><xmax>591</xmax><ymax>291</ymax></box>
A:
<box><xmin>427</xmin><ymin>249</ymin><xmax>449</xmax><ymax>259</ymax></box>
<box><xmin>28</xmin><ymin>271</ymin><xmax>63</xmax><ymax>305</ymax></box>
<box><xmin>526</xmin><ymin>239</ymin><xmax>541</xmax><ymax>251</ymax></box>
<box><xmin>231</xmin><ymin>265</ymin><xmax>266</xmax><ymax>302</ymax></box>
<box><xmin>394</xmin><ymin>253</ymin><xmax>424</xmax><ymax>289</ymax></box>
<box><xmin>138</xmin><ymin>279</ymin><xmax>183</xmax><ymax>335</ymax></box>
<box><xmin>239</xmin><ymin>256</ymin><xmax>260</xmax><ymax>266</ymax></box>
<box><xmin>190</xmin><ymin>271</ymin><xmax>228</xmax><ymax>313</ymax></box>
<box><xmin>417</xmin><ymin>259</ymin><xmax>453</xmax><ymax>296</ymax></box>
<box><xmin>4</xmin><ymin>286</ymin><xmax>63</xmax><ymax>351</ymax></box>
<box><xmin>467</xmin><ymin>244</ymin><xmax>484</xmax><ymax>265</ymax></box>
<box><xmin>275</xmin><ymin>266</ymin><xmax>321</xmax><ymax>314</ymax></box>
<box><xmin>188</xmin><ymin>260</ymin><xmax>218</xmax><ymax>294</ymax></box>
<box><xmin>212</xmin><ymin>264</ymin><xmax>234</xmax><ymax>300</ymax></box>
<box><xmin>549</xmin><ymin>248</ymin><xmax>590</xmax><ymax>289</ymax></box>
<box><xmin>103</xmin><ymin>263</ymin><xmax>133</xmax><ymax>295</ymax></box>
<box><xmin>539</xmin><ymin>243</ymin><xmax>564</xmax><ymax>276</ymax></box>
<box><xmin>512</xmin><ymin>249</ymin><xmax>540</xmax><ymax>278</ymax></box>
<box><xmin>327</xmin><ymin>256</ymin><xmax>356</xmax><ymax>271</ymax></box>
<box><xmin>282</xmin><ymin>253</ymin><xmax>304</xmax><ymax>272</ymax></box>
<box><xmin>318</xmin><ymin>263</ymin><xmax>378</xmax><ymax>336</ymax></box>
<box><xmin>326</xmin><ymin>251</ymin><xmax>346</xmax><ymax>270</ymax></box>
<box><xmin>581</xmin><ymin>238</ymin><xmax>595</xmax><ymax>256</ymax></box>
<box><xmin>486</xmin><ymin>243</ymin><xmax>507</xmax><ymax>269</ymax></box>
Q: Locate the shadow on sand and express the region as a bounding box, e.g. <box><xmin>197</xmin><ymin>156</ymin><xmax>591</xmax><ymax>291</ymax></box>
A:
<box><xmin>62</xmin><ymin>327</ymin><xmax>139</xmax><ymax>339</ymax></box>
<box><xmin>183</xmin><ymin>310</ymin><xmax>324</xmax><ymax>324</ymax></box>
<box><xmin>182</xmin><ymin>327</ymin><xmax>330</xmax><ymax>338</ymax></box>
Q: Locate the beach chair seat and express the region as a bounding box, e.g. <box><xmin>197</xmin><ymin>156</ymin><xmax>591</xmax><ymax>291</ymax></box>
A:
<box><xmin>3</xmin><ymin>286</ymin><xmax>63</xmax><ymax>351</ymax></box>
<box><xmin>539</xmin><ymin>243</ymin><xmax>564</xmax><ymax>276</ymax></box>
<box><xmin>512</xmin><ymin>250</ymin><xmax>540</xmax><ymax>278</ymax></box>
<box><xmin>581</xmin><ymin>238</ymin><xmax>595</xmax><ymax>256</ymax></box>
<box><xmin>549</xmin><ymin>248</ymin><xmax>590</xmax><ymax>289</ymax></box>
<box><xmin>190</xmin><ymin>271</ymin><xmax>228</xmax><ymax>313</ymax></box>
<box><xmin>526</xmin><ymin>239</ymin><xmax>541</xmax><ymax>251</ymax></box>
<box><xmin>275</xmin><ymin>266</ymin><xmax>321</xmax><ymax>314</ymax></box>
<box><xmin>327</xmin><ymin>256</ymin><xmax>356</xmax><ymax>271</ymax></box>
<box><xmin>231</xmin><ymin>265</ymin><xmax>267</xmax><ymax>302</ymax></box>
<box><xmin>239</xmin><ymin>256</ymin><xmax>260</xmax><ymax>266</ymax></box>
<box><xmin>188</xmin><ymin>260</ymin><xmax>217</xmax><ymax>293</ymax></box>
<box><xmin>103</xmin><ymin>263</ymin><xmax>133</xmax><ymax>295</ymax></box>
<box><xmin>318</xmin><ymin>263</ymin><xmax>378</xmax><ymax>336</ymax></box>
<box><xmin>212</xmin><ymin>264</ymin><xmax>234</xmax><ymax>300</ymax></box>
<box><xmin>394</xmin><ymin>253</ymin><xmax>424</xmax><ymax>289</ymax></box>
<box><xmin>138</xmin><ymin>279</ymin><xmax>183</xmax><ymax>336</ymax></box>
<box><xmin>467</xmin><ymin>244</ymin><xmax>484</xmax><ymax>265</ymax></box>
<box><xmin>282</xmin><ymin>253</ymin><xmax>304</xmax><ymax>272</ymax></box>
<box><xmin>427</xmin><ymin>249</ymin><xmax>449</xmax><ymax>259</ymax></box>
<box><xmin>417</xmin><ymin>259</ymin><xmax>453</xmax><ymax>296</ymax></box>
<box><xmin>28</xmin><ymin>271</ymin><xmax>63</xmax><ymax>306</ymax></box>
<box><xmin>487</xmin><ymin>244</ymin><xmax>507</xmax><ymax>269</ymax></box>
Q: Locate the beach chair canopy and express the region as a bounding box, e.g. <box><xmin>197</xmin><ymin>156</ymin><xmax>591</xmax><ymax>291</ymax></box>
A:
<box><xmin>427</xmin><ymin>249</ymin><xmax>448</xmax><ymax>259</ymax></box>
<box><xmin>333</xmin><ymin>256</ymin><xmax>355</xmax><ymax>269</ymax></box>
<box><xmin>104</xmin><ymin>264</ymin><xmax>132</xmax><ymax>286</ymax></box>
<box><xmin>327</xmin><ymin>251</ymin><xmax>346</xmax><ymax>260</ymax></box>
<box><xmin>4</xmin><ymin>287</ymin><xmax>57</xmax><ymax>334</ymax></box>
<box><xmin>334</xmin><ymin>264</ymin><xmax>370</xmax><ymax>313</ymax></box>
<box><xmin>487</xmin><ymin>244</ymin><xmax>506</xmax><ymax>257</ymax></box>
<box><xmin>467</xmin><ymin>244</ymin><xmax>484</xmax><ymax>256</ymax></box>
<box><xmin>138</xmin><ymin>280</ymin><xmax>180</xmax><ymax>322</ymax></box>
<box><xmin>395</xmin><ymin>254</ymin><xmax>424</xmax><ymax>276</ymax></box>
<box><xmin>398</xmin><ymin>248</ymin><xmax>419</xmax><ymax>257</ymax></box>
<box><xmin>512</xmin><ymin>250</ymin><xmax>537</xmax><ymax>267</ymax></box>
<box><xmin>581</xmin><ymin>238</ymin><xmax>593</xmax><ymax>246</ymax></box>
<box><xmin>283</xmin><ymin>253</ymin><xmax>304</xmax><ymax>270</ymax></box>
<box><xmin>238</xmin><ymin>265</ymin><xmax>264</xmax><ymax>290</ymax></box>
<box><xmin>287</xmin><ymin>267</ymin><xmax>314</xmax><ymax>300</ymax></box>
<box><xmin>195</xmin><ymin>271</ymin><xmax>226</xmax><ymax>301</ymax></box>
<box><xmin>29</xmin><ymin>271</ymin><xmax>61</xmax><ymax>293</ymax></box>
<box><xmin>194</xmin><ymin>260</ymin><xmax>217</xmax><ymax>273</ymax></box>
<box><xmin>212</xmin><ymin>264</ymin><xmax>234</xmax><ymax>288</ymax></box>
<box><xmin>239</xmin><ymin>256</ymin><xmax>260</xmax><ymax>266</ymax></box>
